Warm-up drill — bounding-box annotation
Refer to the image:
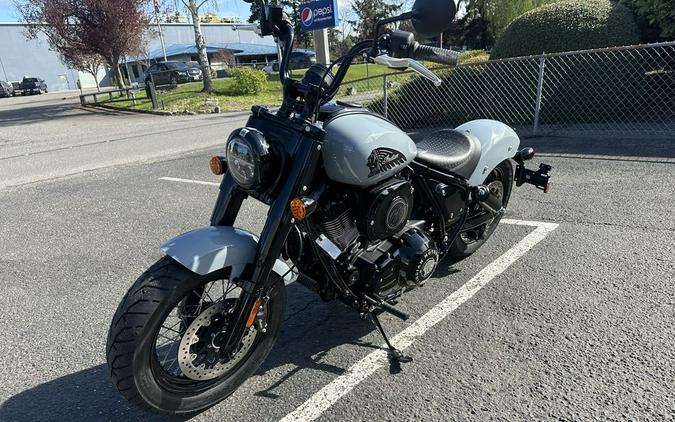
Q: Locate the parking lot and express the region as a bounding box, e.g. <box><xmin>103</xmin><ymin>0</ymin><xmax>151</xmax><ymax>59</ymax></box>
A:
<box><xmin>1</xmin><ymin>97</ymin><xmax>674</xmax><ymax>421</ymax></box>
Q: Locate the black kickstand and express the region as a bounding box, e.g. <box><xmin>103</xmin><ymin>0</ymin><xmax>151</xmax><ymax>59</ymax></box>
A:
<box><xmin>369</xmin><ymin>311</ymin><xmax>412</xmax><ymax>365</ymax></box>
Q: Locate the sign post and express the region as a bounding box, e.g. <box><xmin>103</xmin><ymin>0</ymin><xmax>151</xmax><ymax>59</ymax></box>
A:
<box><xmin>299</xmin><ymin>0</ymin><xmax>339</xmax><ymax>65</ymax></box>
<box><xmin>312</xmin><ymin>30</ymin><xmax>330</xmax><ymax>65</ymax></box>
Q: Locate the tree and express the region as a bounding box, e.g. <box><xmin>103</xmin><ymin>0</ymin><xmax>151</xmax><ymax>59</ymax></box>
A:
<box><xmin>282</xmin><ymin>0</ymin><xmax>314</xmax><ymax>48</ymax></box>
<box><xmin>17</xmin><ymin>0</ymin><xmax>149</xmax><ymax>89</ymax></box>
<box><xmin>248</xmin><ymin>0</ymin><xmax>312</xmax><ymax>48</ymax></box>
<box><xmin>348</xmin><ymin>0</ymin><xmax>402</xmax><ymax>39</ymax></box>
<box><xmin>178</xmin><ymin>0</ymin><xmax>218</xmax><ymax>94</ymax></box>
<box><xmin>459</xmin><ymin>0</ymin><xmax>560</xmax><ymax>42</ymax></box>
<box><xmin>620</xmin><ymin>0</ymin><xmax>675</xmax><ymax>41</ymax></box>
<box><xmin>63</xmin><ymin>52</ymin><xmax>105</xmax><ymax>92</ymax></box>
<box><xmin>248</xmin><ymin>0</ymin><xmax>265</xmax><ymax>23</ymax></box>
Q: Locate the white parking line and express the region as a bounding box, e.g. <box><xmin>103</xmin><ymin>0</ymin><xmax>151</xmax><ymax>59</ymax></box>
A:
<box><xmin>159</xmin><ymin>176</ymin><xmax>220</xmax><ymax>186</ymax></box>
<box><xmin>280</xmin><ymin>219</ymin><xmax>559</xmax><ymax>422</ymax></box>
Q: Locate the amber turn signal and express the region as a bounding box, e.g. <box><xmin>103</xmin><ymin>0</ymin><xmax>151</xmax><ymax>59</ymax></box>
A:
<box><xmin>245</xmin><ymin>298</ymin><xmax>263</xmax><ymax>329</ymax></box>
<box><xmin>209</xmin><ymin>156</ymin><xmax>226</xmax><ymax>175</ymax></box>
<box><xmin>290</xmin><ymin>197</ymin><xmax>306</xmax><ymax>221</ymax></box>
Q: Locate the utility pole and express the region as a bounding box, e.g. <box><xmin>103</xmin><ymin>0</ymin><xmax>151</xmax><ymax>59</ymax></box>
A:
<box><xmin>313</xmin><ymin>28</ymin><xmax>330</xmax><ymax>65</ymax></box>
<box><xmin>153</xmin><ymin>0</ymin><xmax>168</xmax><ymax>62</ymax></box>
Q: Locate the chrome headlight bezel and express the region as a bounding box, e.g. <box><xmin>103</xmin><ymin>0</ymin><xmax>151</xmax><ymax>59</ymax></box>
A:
<box><xmin>225</xmin><ymin>128</ymin><xmax>274</xmax><ymax>191</ymax></box>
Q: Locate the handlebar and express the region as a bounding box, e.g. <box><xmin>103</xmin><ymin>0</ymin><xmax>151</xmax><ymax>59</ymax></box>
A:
<box><xmin>413</xmin><ymin>44</ymin><xmax>460</xmax><ymax>66</ymax></box>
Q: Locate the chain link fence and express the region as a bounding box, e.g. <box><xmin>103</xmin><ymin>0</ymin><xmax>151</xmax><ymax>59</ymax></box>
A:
<box><xmin>336</xmin><ymin>42</ymin><xmax>675</xmax><ymax>139</ymax></box>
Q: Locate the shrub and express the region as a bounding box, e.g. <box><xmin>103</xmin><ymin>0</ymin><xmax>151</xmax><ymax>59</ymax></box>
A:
<box><xmin>491</xmin><ymin>0</ymin><xmax>640</xmax><ymax>59</ymax></box>
<box><xmin>368</xmin><ymin>65</ymin><xmax>488</xmax><ymax>129</ymax></box>
<box><xmin>458</xmin><ymin>50</ymin><xmax>490</xmax><ymax>64</ymax></box>
<box><xmin>620</xmin><ymin>0</ymin><xmax>675</xmax><ymax>41</ymax></box>
<box><xmin>229</xmin><ymin>67</ymin><xmax>267</xmax><ymax>95</ymax></box>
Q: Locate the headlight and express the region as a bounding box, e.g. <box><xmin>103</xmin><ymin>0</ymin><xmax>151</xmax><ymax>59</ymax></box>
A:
<box><xmin>226</xmin><ymin>128</ymin><xmax>275</xmax><ymax>190</ymax></box>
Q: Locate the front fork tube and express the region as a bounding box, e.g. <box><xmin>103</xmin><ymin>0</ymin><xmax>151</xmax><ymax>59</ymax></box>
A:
<box><xmin>221</xmin><ymin>137</ymin><xmax>323</xmax><ymax>357</ymax></box>
<box><xmin>210</xmin><ymin>171</ymin><xmax>247</xmax><ymax>227</ymax></box>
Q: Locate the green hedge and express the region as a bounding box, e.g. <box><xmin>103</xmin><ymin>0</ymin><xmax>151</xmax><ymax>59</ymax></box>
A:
<box><xmin>620</xmin><ymin>0</ymin><xmax>675</xmax><ymax>41</ymax></box>
<box><xmin>366</xmin><ymin>50</ymin><xmax>665</xmax><ymax>130</ymax></box>
<box><xmin>491</xmin><ymin>0</ymin><xmax>640</xmax><ymax>59</ymax></box>
<box><xmin>229</xmin><ymin>67</ymin><xmax>267</xmax><ymax>95</ymax></box>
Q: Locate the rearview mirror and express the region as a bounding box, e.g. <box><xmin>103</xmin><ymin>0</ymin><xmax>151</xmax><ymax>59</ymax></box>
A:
<box><xmin>411</xmin><ymin>0</ymin><xmax>456</xmax><ymax>38</ymax></box>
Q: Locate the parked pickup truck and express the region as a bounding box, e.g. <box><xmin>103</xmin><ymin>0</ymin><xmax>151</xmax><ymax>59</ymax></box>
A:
<box><xmin>20</xmin><ymin>77</ymin><xmax>48</xmax><ymax>95</ymax></box>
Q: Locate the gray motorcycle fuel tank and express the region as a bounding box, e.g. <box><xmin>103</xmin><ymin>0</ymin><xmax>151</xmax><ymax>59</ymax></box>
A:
<box><xmin>322</xmin><ymin>111</ymin><xmax>417</xmax><ymax>187</ymax></box>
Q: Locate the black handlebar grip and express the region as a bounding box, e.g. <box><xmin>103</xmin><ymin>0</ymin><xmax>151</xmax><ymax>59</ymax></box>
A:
<box><xmin>413</xmin><ymin>44</ymin><xmax>460</xmax><ymax>66</ymax></box>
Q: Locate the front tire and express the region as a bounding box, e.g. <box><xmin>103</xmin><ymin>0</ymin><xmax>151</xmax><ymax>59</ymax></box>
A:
<box><xmin>106</xmin><ymin>257</ymin><xmax>286</xmax><ymax>415</ymax></box>
<box><xmin>448</xmin><ymin>160</ymin><xmax>514</xmax><ymax>259</ymax></box>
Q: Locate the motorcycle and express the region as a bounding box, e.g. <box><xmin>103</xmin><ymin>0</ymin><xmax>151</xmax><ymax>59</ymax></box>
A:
<box><xmin>106</xmin><ymin>0</ymin><xmax>552</xmax><ymax>414</ymax></box>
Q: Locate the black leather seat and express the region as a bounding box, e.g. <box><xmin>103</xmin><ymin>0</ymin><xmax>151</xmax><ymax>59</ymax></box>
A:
<box><xmin>414</xmin><ymin>129</ymin><xmax>482</xmax><ymax>179</ymax></box>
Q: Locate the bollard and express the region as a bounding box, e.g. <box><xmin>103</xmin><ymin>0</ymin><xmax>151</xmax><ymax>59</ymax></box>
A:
<box><xmin>146</xmin><ymin>81</ymin><xmax>159</xmax><ymax>110</ymax></box>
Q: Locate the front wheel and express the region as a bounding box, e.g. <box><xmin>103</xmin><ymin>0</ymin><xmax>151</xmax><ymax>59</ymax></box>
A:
<box><xmin>447</xmin><ymin>160</ymin><xmax>514</xmax><ymax>260</ymax></box>
<box><xmin>106</xmin><ymin>257</ymin><xmax>286</xmax><ymax>415</ymax></box>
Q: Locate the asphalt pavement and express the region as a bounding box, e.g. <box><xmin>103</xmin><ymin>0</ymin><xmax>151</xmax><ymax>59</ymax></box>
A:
<box><xmin>0</xmin><ymin>96</ymin><xmax>673</xmax><ymax>421</ymax></box>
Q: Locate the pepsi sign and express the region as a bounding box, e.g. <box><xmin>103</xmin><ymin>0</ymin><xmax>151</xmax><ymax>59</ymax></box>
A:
<box><xmin>299</xmin><ymin>0</ymin><xmax>338</xmax><ymax>32</ymax></box>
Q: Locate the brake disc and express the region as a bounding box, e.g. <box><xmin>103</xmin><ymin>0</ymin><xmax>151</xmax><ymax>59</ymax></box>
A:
<box><xmin>178</xmin><ymin>301</ymin><xmax>259</xmax><ymax>381</ymax></box>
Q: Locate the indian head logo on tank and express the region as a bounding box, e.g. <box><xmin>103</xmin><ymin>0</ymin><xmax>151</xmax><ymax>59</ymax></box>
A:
<box><xmin>301</xmin><ymin>7</ymin><xmax>314</xmax><ymax>26</ymax></box>
<box><xmin>367</xmin><ymin>148</ymin><xmax>407</xmax><ymax>177</ymax></box>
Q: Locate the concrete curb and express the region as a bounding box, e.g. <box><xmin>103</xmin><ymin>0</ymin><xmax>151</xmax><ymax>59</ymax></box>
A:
<box><xmin>84</xmin><ymin>103</ymin><xmax>175</xmax><ymax>116</ymax></box>
<box><xmin>82</xmin><ymin>103</ymin><xmax>254</xmax><ymax>118</ymax></box>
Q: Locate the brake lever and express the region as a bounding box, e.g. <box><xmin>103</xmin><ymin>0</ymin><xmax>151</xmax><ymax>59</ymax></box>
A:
<box><xmin>372</xmin><ymin>55</ymin><xmax>442</xmax><ymax>87</ymax></box>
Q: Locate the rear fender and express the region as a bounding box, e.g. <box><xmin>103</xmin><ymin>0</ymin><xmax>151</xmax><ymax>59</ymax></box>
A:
<box><xmin>456</xmin><ymin>120</ymin><xmax>520</xmax><ymax>186</ymax></box>
<box><xmin>160</xmin><ymin>226</ymin><xmax>293</xmax><ymax>282</ymax></box>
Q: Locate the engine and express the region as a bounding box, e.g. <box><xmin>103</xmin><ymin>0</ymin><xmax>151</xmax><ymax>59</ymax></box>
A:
<box><xmin>351</xmin><ymin>227</ymin><xmax>439</xmax><ymax>298</ymax></box>
<box><xmin>314</xmin><ymin>180</ymin><xmax>438</xmax><ymax>299</ymax></box>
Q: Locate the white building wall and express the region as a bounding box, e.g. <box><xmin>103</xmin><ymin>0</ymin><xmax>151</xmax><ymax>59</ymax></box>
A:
<box><xmin>0</xmin><ymin>23</ymin><xmax>275</xmax><ymax>92</ymax></box>
<box><xmin>0</xmin><ymin>23</ymin><xmax>80</xmax><ymax>91</ymax></box>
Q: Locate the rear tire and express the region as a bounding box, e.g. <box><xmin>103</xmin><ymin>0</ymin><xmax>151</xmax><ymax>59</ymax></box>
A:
<box><xmin>447</xmin><ymin>160</ymin><xmax>513</xmax><ymax>260</ymax></box>
<box><xmin>106</xmin><ymin>257</ymin><xmax>286</xmax><ymax>415</ymax></box>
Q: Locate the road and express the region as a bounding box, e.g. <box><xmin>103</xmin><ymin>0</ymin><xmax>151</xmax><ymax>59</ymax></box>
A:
<box><xmin>0</xmin><ymin>92</ymin><xmax>249</xmax><ymax>189</ymax></box>
<box><xmin>0</xmin><ymin>96</ymin><xmax>674</xmax><ymax>421</ymax></box>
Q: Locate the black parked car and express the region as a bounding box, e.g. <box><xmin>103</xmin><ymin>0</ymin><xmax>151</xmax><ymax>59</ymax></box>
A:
<box><xmin>0</xmin><ymin>80</ymin><xmax>14</xmax><ymax>97</ymax></box>
<box><xmin>20</xmin><ymin>77</ymin><xmax>48</xmax><ymax>95</ymax></box>
<box><xmin>144</xmin><ymin>61</ymin><xmax>203</xmax><ymax>86</ymax></box>
<box><xmin>263</xmin><ymin>50</ymin><xmax>316</xmax><ymax>74</ymax></box>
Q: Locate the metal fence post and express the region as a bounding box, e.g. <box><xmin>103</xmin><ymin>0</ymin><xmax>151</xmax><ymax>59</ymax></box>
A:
<box><xmin>533</xmin><ymin>54</ymin><xmax>546</xmax><ymax>136</ymax></box>
<box><xmin>383</xmin><ymin>74</ymin><xmax>388</xmax><ymax>119</ymax></box>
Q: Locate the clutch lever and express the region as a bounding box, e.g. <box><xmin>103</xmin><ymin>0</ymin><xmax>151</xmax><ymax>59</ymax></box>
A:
<box><xmin>373</xmin><ymin>55</ymin><xmax>442</xmax><ymax>87</ymax></box>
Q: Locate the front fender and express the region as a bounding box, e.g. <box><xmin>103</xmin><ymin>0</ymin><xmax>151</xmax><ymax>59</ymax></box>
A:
<box><xmin>456</xmin><ymin>119</ymin><xmax>520</xmax><ymax>186</ymax></box>
<box><xmin>160</xmin><ymin>226</ymin><xmax>293</xmax><ymax>282</ymax></box>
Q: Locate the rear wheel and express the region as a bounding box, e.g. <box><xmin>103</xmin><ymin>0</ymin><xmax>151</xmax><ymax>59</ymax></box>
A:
<box><xmin>447</xmin><ymin>160</ymin><xmax>513</xmax><ymax>260</ymax></box>
<box><xmin>170</xmin><ymin>75</ymin><xmax>178</xmax><ymax>86</ymax></box>
<box><xmin>106</xmin><ymin>257</ymin><xmax>286</xmax><ymax>415</ymax></box>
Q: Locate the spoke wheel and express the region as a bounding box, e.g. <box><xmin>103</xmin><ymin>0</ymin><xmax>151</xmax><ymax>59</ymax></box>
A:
<box><xmin>448</xmin><ymin>160</ymin><xmax>513</xmax><ymax>260</ymax></box>
<box><xmin>106</xmin><ymin>257</ymin><xmax>286</xmax><ymax>415</ymax></box>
